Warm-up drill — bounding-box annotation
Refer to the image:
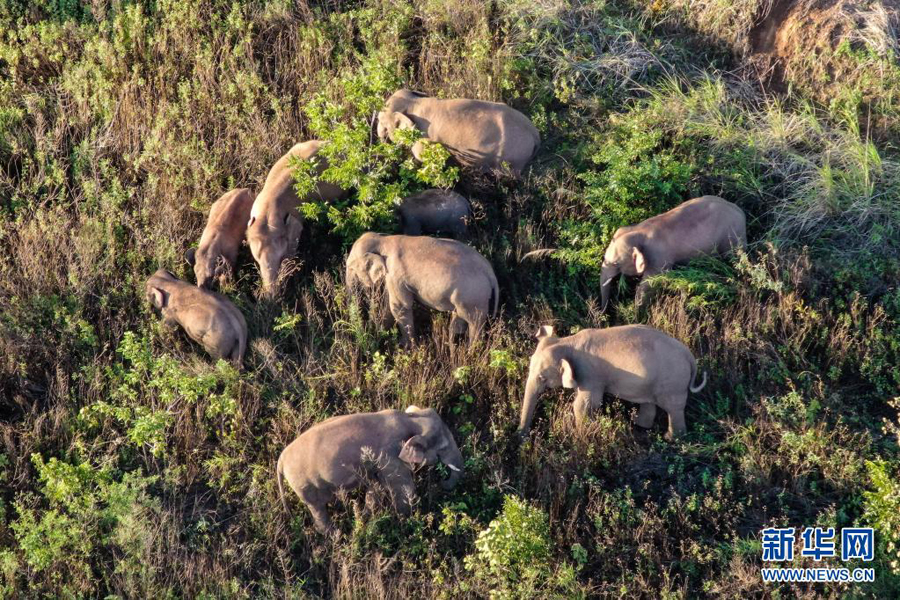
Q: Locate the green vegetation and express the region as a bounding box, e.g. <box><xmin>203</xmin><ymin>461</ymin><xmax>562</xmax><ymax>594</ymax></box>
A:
<box><xmin>0</xmin><ymin>0</ymin><xmax>898</xmax><ymax>597</ymax></box>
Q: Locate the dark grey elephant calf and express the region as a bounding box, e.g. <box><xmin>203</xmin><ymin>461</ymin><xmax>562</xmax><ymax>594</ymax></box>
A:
<box><xmin>276</xmin><ymin>406</ymin><xmax>464</xmax><ymax>534</ymax></box>
<box><xmin>398</xmin><ymin>189</ymin><xmax>472</xmax><ymax>238</ymax></box>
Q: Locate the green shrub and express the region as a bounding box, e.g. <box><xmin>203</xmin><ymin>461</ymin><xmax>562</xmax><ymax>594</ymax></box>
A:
<box><xmin>9</xmin><ymin>455</ymin><xmax>158</xmax><ymax>595</ymax></box>
<box><xmin>295</xmin><ymin>48</ymin><xmax>459</xmax><ymax>244</ymax></box>
<box><xmin>556</xmin><ymin>111</ymin><xmax>694</xmax><ymax>276</ymax></box>
<box><xmin>864</xmin><ymin>459</ymin><xmax>900</xmax><ymax>575</ymax></box>
<box><xmin>465</xmin><ymin>495</ymin><xmax>581</xmax><ymax>599</ymax></box>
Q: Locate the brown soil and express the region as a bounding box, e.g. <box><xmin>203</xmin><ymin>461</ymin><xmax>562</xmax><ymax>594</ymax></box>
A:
<box><xmin>746</xmin><ymin>0</ymin><xmax>899</xmax><ymax>95</ymax></box>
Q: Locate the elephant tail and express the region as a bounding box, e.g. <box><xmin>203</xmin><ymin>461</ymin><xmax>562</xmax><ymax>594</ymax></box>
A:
<box><xmin>276</xmin><ymin>453</ymin><xmax>288</xmax><ymax>513</ymax></box>
<box><xmin>689</xmin><ymin>361</ymin><xmax>707</xmax><ymax>394</ymax></box>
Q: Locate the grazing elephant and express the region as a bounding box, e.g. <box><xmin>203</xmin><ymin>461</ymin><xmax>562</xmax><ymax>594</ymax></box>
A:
<box><xmin>246</xmin><ymin>140</ymin><xmax>348</xmax><ymax>294</ymax></box>
<box><xmin>601</xmin><ymin>195</ymin><xmax>746</xmax><ymax>311</ymax></box>
<box><xmin>398</xmin><ymin>189</ymin><xmax>471</xmax><ymax>238</ymax></box>
<box><xmin>517</xmin><ymin>324</ymin><xmax>706</xmax><ymax>439</ymax></box>
<box><xmin>145</xmin><ymin>269</ymin><xmax>247</xmax><ymax>364</ymax></box>
<box><xmin>345</xmin><ymin>233</ymin><xmax>499</xmax><ymax>346</ymax></box>
<box><xmin>276</xmin><ymin>406</ymin><xmax>464</xmax><ymax>534</ymax></box>
<box><xmin>377</xmin><ymin>89</ymin><xmax>540</xmax><ymax>175</ymax></box>
<box><xmin>186</xmin><ymin>188</ymin><xmax>254</xmax><ymax>289</ymax></box>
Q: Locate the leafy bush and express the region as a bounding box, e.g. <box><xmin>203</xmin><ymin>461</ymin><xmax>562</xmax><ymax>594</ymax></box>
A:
<box><xmin>556</xmin><ymin>111</ymin><xmax>694</xmax><ymax>275</ymax></box>
<box><xmin>465</xmin><ymin>495</ymin><xmax>580</xmax><ymax>599</ymax></box>
<box><xmin>864</xmin><ymin>459</ymin><xmax>900</xmax><ymax>575</ymax></box>
<box><xmin>9</xmin><ymin>455</ymin><xmax>158</xmax><ymax>596</ymax></box>
<box><xmin>295</xmin><ymin>49</ymin><xmax>459</xmax><ymax>243</ymax></box>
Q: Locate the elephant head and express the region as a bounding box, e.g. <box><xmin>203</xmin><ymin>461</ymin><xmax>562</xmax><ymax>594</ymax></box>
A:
<box><xmin>400</xmin><ymin>406</ymin><xmax>464</xmax><ymax>490</ymax></box>
<box><xmin>517</xmin><ymin>325</ymin><xmax>578</xmax><ymax>437</ymax></box>
<box><xmin>377</xmin><ymin>89</ymin><xmax>427</xmax><ymax>142</ymax></box>
<box><xmin>345</xmin><ymin>232</ymin><xmax>387</xmax><ymax>293</ymax></box>
<box><xmin>246</xmin><ymin>208</ymin><xmax>303</xmax><ymax>295</ymax></box>
<box><xmin>376</xmin><ymin>110</ymin><xmax>416</xmax><ymax>142</ymax></box>
<box><xmin>145</xmin><ymin>269</ymin><xmax>176</xmax><ymax>310</ymax></box>
<box><xmin>600</xmin><ymin>232</ymin><xmax>647</xmax><ymax>311</ymax></box>
<box><xmin>345</xmin><ymin>252</ymin><xmax>386</xmax><ymax>293</ymax></box>
<box><xmin>186</xmin><ymin>246</ymin><xmax>227</xmax><ymax>290</ymax></box>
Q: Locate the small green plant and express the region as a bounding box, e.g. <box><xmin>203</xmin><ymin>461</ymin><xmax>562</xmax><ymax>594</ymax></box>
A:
<box><xmin>863</xmin><ymin>459</ymin><xmax>900</xmax><ymax>574</ymax></box>
<box><xmin>9</xmin><ymin>455</ymin><xmax>158</xmax><ymax>596</ymax></box>
<box><xmin>465</xmin><ymin>495</ymin><xmax>580</xmax><ymax>599</ymax></box>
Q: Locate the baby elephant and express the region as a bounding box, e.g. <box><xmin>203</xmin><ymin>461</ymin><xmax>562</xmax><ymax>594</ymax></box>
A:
<box><xmin>186</xmin><ymin>188</ymin><xmax>254</xmax><ymax>289</ymax></box>
<box><xmin>345</xmin><ymin>232</ymin><xmax>499</xmax><ymax>346</ymax></box>
<box><xmin>377</xmin><ymin>89</ymin><xmax>540</xmax><ymax>175</ymax></box>
<box><xmin>276</xmin><ymin>406</ymin><xmax>464</xmax><ymax>534</ymax></box>
<box><xmin>518</xmin><ymin>324</ymin><xmax>706</xmax><ymax>439</ymax></box>
<box><xmin>398</xmin><ymin>189</ymin><xmax>471</xmax><ymax>238</ymax></box>
<box><xmin>145</xmin><ymin>269</ymin><xmax>247</xmax><ymax>365</ymax></box>
<box><xmin>601</xmin><ymin>196</ymin><xmax>746</xmax><ymax>310</ymax></box>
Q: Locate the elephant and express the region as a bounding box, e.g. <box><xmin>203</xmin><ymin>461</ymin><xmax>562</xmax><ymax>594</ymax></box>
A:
<box><xmin>246</xmin><ymin>140</ymin><xmax>348</xmax><ymax>294</ymax></box>
<box><xmin>276</xmin><ymin>406</ymin><xmax>464</xmax><ymax>534</ymax></box>
<box><xmin>517</xmin><ymin>324</ymin><xmax>707</xmax><ymax>439</ymax></box>
<box><xmin>186</xmin><ymin>188</ymin><xmax>254</xmax><ymax>289</ymax></box>
<box><xmin>398</xmin><ymin>189</ymin><xmax>471</xmax><ymax>238</ymax></box>
<box><xmin>345</xmin><ymin>232</ymin><xmax>499</xmax><ymax>346</ymax></box>
<box><xmin>145</xmin><ymin>269</ymin><xmax>247</xmax><ymax>365</ymax></box>
<box><xmin>600</xmin><ymin>195</ymin><xmax>746</xmax><ymax>311</ymax></box>
<box><xmin>377</xmin><ymin>89</ymin><xmax>540</xmax><ymax>175</ymax></box>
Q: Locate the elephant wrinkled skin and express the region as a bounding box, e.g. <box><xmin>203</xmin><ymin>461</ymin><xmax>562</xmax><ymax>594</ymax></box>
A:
<box><xmin>518</xmin><ymin>324</ymin><xmax>707</xmax><ymax>439</ymax></box>
<box><xmin>186</xmin><ymin>188</ymin><xmax>254</xmax><ymax>289</ymax></box>
<box><xmin>377</xmin><ymin>89</ymin><xmax>540</xmax><ymax>175</ymax></box>
<box><xmin>600</xmin><ymin>196</ymin><xmax>747</xmax><ymax>311</ymax></box>
<box><xmin>145</xmin><ymin>269</ymin><xmax>247</xmax><ymax>365</ymax></box>
<box><xmin>246</xmin><ymin>140</ymin><xmax>348</xmax><ymax>294</ymax></box>
<box><xmin>345</xmin><ymin>232</ymin><xmax>499</xmax><ymax>346</ymax></box>
<box><xmin>276</xmin><ymin>406</ymin><xmax>464</xmax><ymax>534</ymax></box>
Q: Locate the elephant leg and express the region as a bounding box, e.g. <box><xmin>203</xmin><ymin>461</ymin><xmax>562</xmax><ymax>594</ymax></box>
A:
<box><xmin>635</xmin><ymin>402</ymin><xmax>657</xmax><ymax>429</ymax></box>
<box><xmin>377</xmin><ymin>458</ymin><xmax>416</xmax><ymax>516</ymax></box>
<box><xmin>298</xmin><ymin>486</ymin><xmax>334</xmax><ymax>534</ymax></box>
<box><xmin>573</xmin><ymin>387</ymin><xmax>605</xmax><ymax>428</ymax></box>
<box><xmin>386</xmin><ymin>282</ymin><xmax>416</xmax><ymax>347</ymax></box>
<box><xmin>455</xmin><ymin>302</ymin><xmax>487</xmax><ymax>343</ymax></box>
<box><xmin>658</xmin><ymin>394</ymin><xmax>688</xmax><ymax>438</ymax></box>
<box><xmin>449</xmin><ymin>313</ymin><xmax>468</xmax><ymax>338</ymax></box>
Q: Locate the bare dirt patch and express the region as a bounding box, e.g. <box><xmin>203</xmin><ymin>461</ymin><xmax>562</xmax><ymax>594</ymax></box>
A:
<box><xmin>747</xmin><ymin>0</ymin><xmax>899</xmax><ymax>95</ymax></box>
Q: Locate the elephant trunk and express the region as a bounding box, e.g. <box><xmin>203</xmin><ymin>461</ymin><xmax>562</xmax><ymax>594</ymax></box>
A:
<box><xmin>600</xmin><ymin>264</ymin><xmax>617</xmax><ymax>311</ymax></box>
<box><xmin>438</xmin><ymin>430</ymin><xmax>464</xmax><ymax>490</ymax></box>
<box><xmin>517</xmin><ymin>377</ymin><xmax>542</xmax><ymax>439</ymax></box>
<box><xmin>258</xmin><ymin>254</ymin><xmax>282</xmax><ymax>297</ymax></box>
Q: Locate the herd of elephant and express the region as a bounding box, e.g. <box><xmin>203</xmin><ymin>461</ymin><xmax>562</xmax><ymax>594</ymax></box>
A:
<box><xmin>144</xmin><ymin>89</ymin><xmax>748</xmax><ymax>534</ymax></box>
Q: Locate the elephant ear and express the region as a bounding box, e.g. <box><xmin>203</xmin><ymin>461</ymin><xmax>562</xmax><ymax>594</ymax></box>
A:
<box><xmin>399</xmin><ymin>436</ymin><xmax>427</xmax><ymax>466</ymax></box>
<box><xmin>632</xmin><ymin>246</ymin><xmax>646</xmax><ymax>275</ymax></box>
<box><xmin>148</xmin><ymin>286</ymin><xmax>169</xmax><ymax>309</ymax></box>
<box><xmin>393</xmin><ymin>112</ymin><xmax>415</xmax><ymax>131</ymax></box>
<box><xmin>560</xmin><ymin>357</ymin><xmax>577</xmax><ymax>389</ymax></box>
<box><xmin>185</xmin><ymin>247</ymin><xmax>197</xmax><ymax>266</ymax></box>
<box><xmin>536</xmin><ymin>325</ymin><xmax>555</xmax><ymax>340</ymax></box>
<box><xmin>365</xmin><ymin>253</ymin><xmax>386</xmax><ymax>284</ymax></box>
